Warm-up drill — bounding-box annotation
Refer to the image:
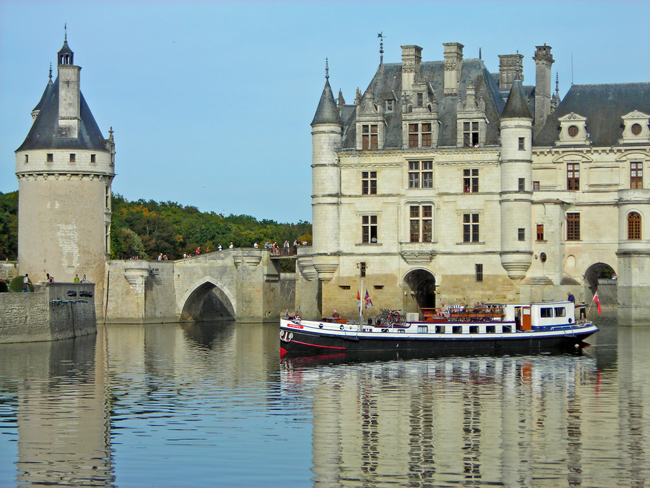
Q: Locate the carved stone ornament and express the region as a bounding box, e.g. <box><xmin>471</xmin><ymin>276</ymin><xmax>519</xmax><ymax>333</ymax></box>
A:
<box><xmin>399</xmin><ymin>250</ymin><xmax>436</xmax><ymax>265</ymax></box>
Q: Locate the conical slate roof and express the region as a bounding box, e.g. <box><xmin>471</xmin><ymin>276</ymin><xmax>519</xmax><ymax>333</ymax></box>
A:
<box><xmin>501</xmin><ymin>78</ymin><xmax>533</xmax><ymax>119</ymax></box>
<box><xmin>16</xmin><ymin>76</ymin><xmax>108</xmax><ymax>152</ymax></box>
<box><xmin>311</xmin><ymin>79</ymin><xmax>342</xmax><ymax>126</ymax></box>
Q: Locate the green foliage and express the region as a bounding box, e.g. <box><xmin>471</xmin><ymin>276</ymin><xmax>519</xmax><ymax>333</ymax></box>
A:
<box><xmin>0</xmin><ymin>191</ymin><xmax>18</xmax><ymax>260</ymax></box>
<box><xmin>110</xmin><ymin>194</ymin><xmax>311</xmax><ymax>260</ymax></box>
<box><xmin>0</xmin><ymin>191</ymin><xmax>311</xmax><ymax>263</ymax></box>
<box><xmin>10</xmin><ymin>275</ymin><xmax>32</xmax><ymax>292</ymax></box>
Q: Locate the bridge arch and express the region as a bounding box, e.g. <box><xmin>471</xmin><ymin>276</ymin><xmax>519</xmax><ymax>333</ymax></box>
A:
<box><xmin>179</xmin><ymin>276</ymin><xmax>236</xmax><ymax>321</ymax></box>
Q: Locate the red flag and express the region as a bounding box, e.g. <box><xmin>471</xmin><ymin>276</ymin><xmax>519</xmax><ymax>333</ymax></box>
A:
<box><xmin>594</xmin><ymin>292</ymin><xmax>602</xmax><ymax>314</ymax></box>
<box><xmin>357</xmin><ymin>290</ymin><xmax>361</xmax><ymax>313</ymax></box>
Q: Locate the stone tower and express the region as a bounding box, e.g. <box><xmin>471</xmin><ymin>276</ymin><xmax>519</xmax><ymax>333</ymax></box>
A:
<box><xmin>310</xmin><ymin>65</ymin><xmax>343</xmax><ymax>283</ymax></box>
<box><xmin>15</xmin><ymin>33</ymin><xmax>115</xmax><ymax>303</ymax></box>
<box><xmin>499</xmin><ymin>76</ymin><xmax>534</xmax><ymax>279</ymax></box>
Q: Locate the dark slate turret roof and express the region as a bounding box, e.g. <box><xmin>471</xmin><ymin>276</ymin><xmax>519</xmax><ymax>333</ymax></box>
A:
<box><xmin>534</xmin><ymin>83</ymin><xmax>650</xmax><ymax>147</ymax></box>
<box><xmin>58</xmin><ymin>40</ymin><xmax>73</xmax><ymax>56</ymax></box>
<box><xmin>339</xmin><ymin>58</ymin><xmax>535</xmax><ymax>149</ymax></box>
<box><xmin>311</xmin><ymin>79</ymin><xmax>342</xmax><ymax>126</ymax></box>
<box><xmin>501</xmin><ymin>78</ymin><xmax>533</xmax><ymax>119</ymax></box>
<box><xmin>16</xmin><ymin>77</ymin><xmax>108</xmax><ymax>152</ymax></box>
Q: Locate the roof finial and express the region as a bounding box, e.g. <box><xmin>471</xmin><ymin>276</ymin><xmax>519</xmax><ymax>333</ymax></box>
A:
<box><xmin>49</xmin><ymin>62</ymin><xmax>52</xmax><ymax>80</ymax></box>
<box><xmin>555</xmin><ymin>72</ymin><xmax>559</xmax><ymax>94</ymax></box>
<box><xmin>378</xmin><ymin>32</ymin><xmax>384</xmax><ymax>65</ymax></box>
<box><xmin>64</xmin><ymin>23</ymin><xmax>67</xmax><ymax>42</ymax></box>
<box><xmin>479</xmin><ymin>47</ymin><xmax>482</xmax><ymax>60</ymax></box>
<box><xmin>325</xmin><ymin>58</ymin><xmax>329</xmax><ymax>80</ymax></box>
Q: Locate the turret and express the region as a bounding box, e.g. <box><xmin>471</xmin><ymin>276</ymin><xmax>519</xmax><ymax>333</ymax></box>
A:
<box><xmin>311</xmin><ymin>61</ymin><xmax>342</xmax><ymax>281</ymax></box>
<box><xmin>499</xmin><ymin>77</ymin><xmax>534</xmax><ymax>279</ymax></box>
<box><xmin>14</xmin><ymin>32</ymin><xmax>115</xmax><ymax>316</ymax></box>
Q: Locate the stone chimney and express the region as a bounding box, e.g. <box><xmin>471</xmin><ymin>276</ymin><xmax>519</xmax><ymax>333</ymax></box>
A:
<box><xmin>498</xmin><ymin>54</ymin><xmax>523</xmax><ymax>91</ymax></box>
<box><xmin>57</xmin><ymin>39</ymin><xmax>81</xmax><ymax>139</ymax></box>
<box><xmin>533</xmin><ymin>44</ymin><xmax>554</xmax><ymax>132</ymax></box>
<box><xmin>401</xmin><ymin>45</ymin><xmax>422</xmax><ymax>93</ymax></box>
<box><xmin>443</xmin><ymin>42</ymin><xmax>463</xmax><ymax>96</ymax></box>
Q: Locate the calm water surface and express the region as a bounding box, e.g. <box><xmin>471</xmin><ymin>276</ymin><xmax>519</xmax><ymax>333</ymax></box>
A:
<box><xmin>0</xmin><ymin>313</ymin><xmax>649</xmax><ymax>487</ymax></box>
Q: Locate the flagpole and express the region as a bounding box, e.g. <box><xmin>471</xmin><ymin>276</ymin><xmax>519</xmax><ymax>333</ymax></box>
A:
<box><xmin>359</xmin><ymin>279</ymin><xmax>363</xmax><ymax>331</ymax></box>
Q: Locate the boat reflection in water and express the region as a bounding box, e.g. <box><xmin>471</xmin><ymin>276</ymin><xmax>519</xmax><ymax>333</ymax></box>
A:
<box><xmin>279</xmin><ymin>337</ymin><xmax>640</xmax><ymax>488</ymax></box>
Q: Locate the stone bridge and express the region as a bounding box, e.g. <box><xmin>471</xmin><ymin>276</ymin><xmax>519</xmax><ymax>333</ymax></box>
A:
<box><xmin>104</xmin><ymin>249</ymin><xmax>301</xmax><ymax>324</ymax></box>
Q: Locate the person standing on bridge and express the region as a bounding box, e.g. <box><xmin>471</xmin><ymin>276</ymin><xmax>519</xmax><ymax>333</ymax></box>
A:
<box><xmin>229</xmin><ymin>242</ymin><xmax>234</xmax><ymax>249</ymax></box>
<box><xmin>196</xmin><ymin>247</ymin><xmax>200</xmax><ymax>256</ymax></box>
<box><xmin>284</xmin><ymin>240</ymin><xmax>290</xmax><ymax>255</ymax></box>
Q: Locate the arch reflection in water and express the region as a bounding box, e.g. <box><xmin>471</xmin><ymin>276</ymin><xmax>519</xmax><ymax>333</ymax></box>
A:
<box><xmin>280</xmin><ymin>351</ymin><xmax>642</xmax><ymax>487</ymax></box>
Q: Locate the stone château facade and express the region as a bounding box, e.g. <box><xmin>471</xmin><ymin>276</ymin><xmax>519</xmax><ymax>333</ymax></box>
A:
<box><xmin>299</xmin><ymin>42</ymin><xmax>650</xmax><ymax>323</ymax></box>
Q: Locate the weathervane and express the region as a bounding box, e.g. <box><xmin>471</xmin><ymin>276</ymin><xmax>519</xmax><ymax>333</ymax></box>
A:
<box><xmin>378</xmin><ymin>32</ymin><xmax>384</xmax><ymax>65</ymax></box>
<box><xmin>325</xmin><ymin>58</ymin><xmax>329</xmax><ymax>80</ymax></box>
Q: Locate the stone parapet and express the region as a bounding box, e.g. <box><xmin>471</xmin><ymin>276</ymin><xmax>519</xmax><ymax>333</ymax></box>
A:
<box><xmin>0</xmin><ymin>282</ymin><xmax>96</xmax><ymax>343</ymax></box>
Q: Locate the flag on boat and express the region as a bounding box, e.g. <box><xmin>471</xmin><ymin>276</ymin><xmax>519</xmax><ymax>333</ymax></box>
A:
<box><xmin>594</xmin><ymin>291</ymin><xmax>602</xmax><ymax>314</ymax></box>
<box><xmin>364</xmin><ymin>290</ymin><xmax>373</xmax><ymax>309</ymax></box>
<box><xmin>357</xmin><ymin>290</ymin><xmax>362</xmax><ymax>313</ymax></box>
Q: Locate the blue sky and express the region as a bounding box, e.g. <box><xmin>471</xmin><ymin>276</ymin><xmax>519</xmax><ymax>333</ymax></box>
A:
<box><xmin>1</xmin><ymin>0</ymin><xmax>648</xmax><ymax>223</ymax></box>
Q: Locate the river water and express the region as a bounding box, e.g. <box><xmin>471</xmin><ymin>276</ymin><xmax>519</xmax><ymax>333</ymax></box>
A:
<box><xmin>0</xmin><ymin>313</ymin><xmax>648</xmax><ymax>487</ymax></box>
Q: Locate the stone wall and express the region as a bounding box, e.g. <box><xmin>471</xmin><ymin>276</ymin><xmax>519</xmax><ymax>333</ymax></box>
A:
<box><xmin>0</xmin><ymin>282</ymin><xmax>96</xmax><ymax>343</ymax></box>
<box><xmin>0</xmin><ymin>261</ymin><xmax>18</xmax><ymax>281</ymax></box>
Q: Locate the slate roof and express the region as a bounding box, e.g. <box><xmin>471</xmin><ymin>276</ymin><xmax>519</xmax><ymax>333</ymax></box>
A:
<box><xmin>311</xmin><ymin>79</ymin><xmax>342</xmax><ymax>126</ymax></box>
<box><xmin>502</xmin><ymin>78</ymin><xmax>533</xmax><ymax>120</ymax></box>
<box><xmin>16</xmin><ymin>77</ymin><xmax>108</xmax><ymax>152</ymax></box>
<box><xmin>337</xmin><ymin>58</ymin><xmax>535</xmax><ymax>149</ymax></box>
<box><xmin>534</xmin><ymin>83</ymin><xmax>650</xmax><ymax>147</ymax></box>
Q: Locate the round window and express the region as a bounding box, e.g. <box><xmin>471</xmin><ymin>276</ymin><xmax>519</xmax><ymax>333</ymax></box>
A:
<box><xmin>631</xmin><ymin>123</ymin><xmax>642</xmax><ymax>136</ymax></box>
<box><xmin>540</xmin><ymin>252</ymin><xmax>547</xmax><ymax>263</ymax></box>
<box><xmin>568</xmin><ymin>125</ymin><xmax>579</xmax><ymax>137</ymax></box>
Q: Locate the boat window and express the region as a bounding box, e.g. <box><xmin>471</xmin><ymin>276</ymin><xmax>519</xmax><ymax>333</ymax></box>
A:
<box><xmin>418</xmin><ymin>325</ymin><xmax>428</xmax><ymax>333</ymax></box>
<box><xmin>453</xmin><ymin>325</ymin><xmax>462</xmax><ymax>334</ymax></box>
<box><xmin>540</xmin><ymin>307</ymin><xmax>553</xmax><ymax>318</ymax></box>
<box><xmin>470</xmin><ymin>326</ymin><xmax>479</xmax><ymax>334</ymax></box>
<box><xmin>554</xmin><ymin>307</ymin><xmax>566</xmax><ymax>317</ymax></box>
<box><xmin>435</xmin><ymin>325</ymin><xmax>445</xmax><ymax>334</ymax></box>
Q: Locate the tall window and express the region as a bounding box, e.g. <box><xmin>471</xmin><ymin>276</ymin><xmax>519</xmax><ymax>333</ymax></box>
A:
<box><xmin>567</xmin><ymin>213</ymin><xmax>580</xmax><ymax>241</ymax></box>
<box><xmin>362</xmin><ymin>171</ymin><xmax>377</xmax><ymax>195</ymax></box>
<box><xmin>567</xmin><ymin>163</ymin><xmax>580</xmax><ymax>190</ymax></box>
<box><xmin>518</xmin><ymin>178</ymin><xmax>525</xmax><ymax>192</ymax></box>
<box><xmin>518</xmin><ymin>137</ymin><xmax>525</xmax><ymax>150</ymax></box>
<box><xmin>628</xmin><ymin>212</ymin><xmax>642</xmax><ymax>240</ymax></box>
<box><xmin>410</xmin><ymin>205</ymin><xmax>433</xmax><ymax>242</ymax></box>
<box><xmin>463</xmin><ymin>122</ymin><xmax>479</xmax><ymax>147</ymax></box>
<box><xmin>47</xmin><ymin>153</ymin><xmax>53</xmax><ymax>162</ymax></box>
<box><xmin>416</xmin><ymin>92</ymin><xmax>424</xmax><ymax>107</ymax></box>
<box><xmin>536</xmin><ymin>224</ymin><xmax>544</xmax><ymax>241</ymax></box>
<box><xmin>408</xmin><ymin>123</ymin><xmax>432</xmax><ymax>148</ymax></box>
<box><xmin>362</xmin><ymin>215</ymin><xmax>378</xmax><ymax>243</ymax></box>
<box><xmin>631</xmin><ymin>162</ymin><xmax>643</xmax><ymax>189</ymax></box>
<box><xmin>69</xmin><ymin>153</ymin><xmax>76</xmax><ymax>162</ymax></box>
<box><xmin>464</xmin><ymin>169</ymin><xmax>479</xmax><ymax>193</ymax></box>
<box><xmin>385</xmin><ymin>100</ymin><xmax>394</xmax><ymax>112</ymax></box>
<box><xmin>533</xmin><ymin>181</ymin><xmax>540</xmax><ymax>191</ymax></box>
<box><xmin>408</xmin><ymin>161</ymin><xmax>433</xmax><ymax>189</ymax></box>
<box><xmin>360</xmin><ymin>262</ymin><xmax>367</xmax><ymax>278</ymax></box>
<box><xmin>475</xmin><ymin>264</ymin><xmax>483</xmax><ymax>282</ymax></box>
<box><xmin>463</xmin><ymin>213</ymin><xmax>479</xmax><ymax>243</ymax></box>
<box><xmin>362</xmin><ymin>124</ymin><xmax>378</xmax><ymax>150</ymax></box>
<box><xmin>518</xmin><ymin>228</ymin><xmax>525</xmax><ymax>241</ymax></box>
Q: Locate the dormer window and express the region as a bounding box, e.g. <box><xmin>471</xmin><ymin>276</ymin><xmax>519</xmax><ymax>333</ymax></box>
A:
<box><xmin>464</xmin><ymin>122</ymin><xmax>480</xmax><ymax>147</ymax></box>
<box><xmin>417</xmin><ymin>93</ymin><xmax>424</xmax><ymax>108</ymax></box>
<box><xmin>619</xmin><ymin>111</ymin><xmax>650</xmax><ymax>144</ymax></box>
<box><xmin>386</xmin><ymin>100</ymin><xmax>394</xmax><ymax>113</ymax></box>
<box><xmin>557</xmin><ymin>113</ymin><xmax>589</xmax><ymax>146</ymax></box>
<box><xmin>408</xmin><ymin>123</ymin><xmax>432</xmax><ymax>148</ymax></box>
<box><xmin>362</xmin><ymin>124</ymin><xmax>378</xmax><ymax>150</ymax></box>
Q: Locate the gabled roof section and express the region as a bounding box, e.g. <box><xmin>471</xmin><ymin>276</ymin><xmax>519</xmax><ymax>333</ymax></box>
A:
<box><xmin>311</xmin><ymin>79</ymin><xmax>342</xmax><ymax>126</ymax></box>
<box><xmin>16</xmin><ymin>77</ymin><xmax>108</xmax><ymax>152</ymax></box>
<box><xmin>501</xmin><ymin>78</ymin><xmax>533</xmax><ymax>119</ymax></box>
<box><xmin>341</xmin><ymin>58</ymin><xmax>506</xmax><ymax>149</ymax></box>
<box><xmin>534</xmin><ymin>83</ymin><xmax>650</xmax><ymax>147</ymax></box>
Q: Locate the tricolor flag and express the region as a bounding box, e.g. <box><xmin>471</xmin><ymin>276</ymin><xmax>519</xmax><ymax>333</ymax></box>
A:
<box><xmin>364</xmin><ymin>290</ymin><xmax>373</xmax><ymax>309</ymax></box>
<box><xmin>594</xmin><ymin>291</ymin><xmax>602</xmax><ymax>314</ymax></box>
<box><xmin>357</xmin><ymin>290</ymin><xmax>362</xmax><ymax>313</ymax></box>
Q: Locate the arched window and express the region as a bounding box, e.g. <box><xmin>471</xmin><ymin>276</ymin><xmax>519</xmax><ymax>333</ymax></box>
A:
<box><xmin>628</xmin><ymin>212</ymin><xmax>642</xmax><ymax>240</ymax></box>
